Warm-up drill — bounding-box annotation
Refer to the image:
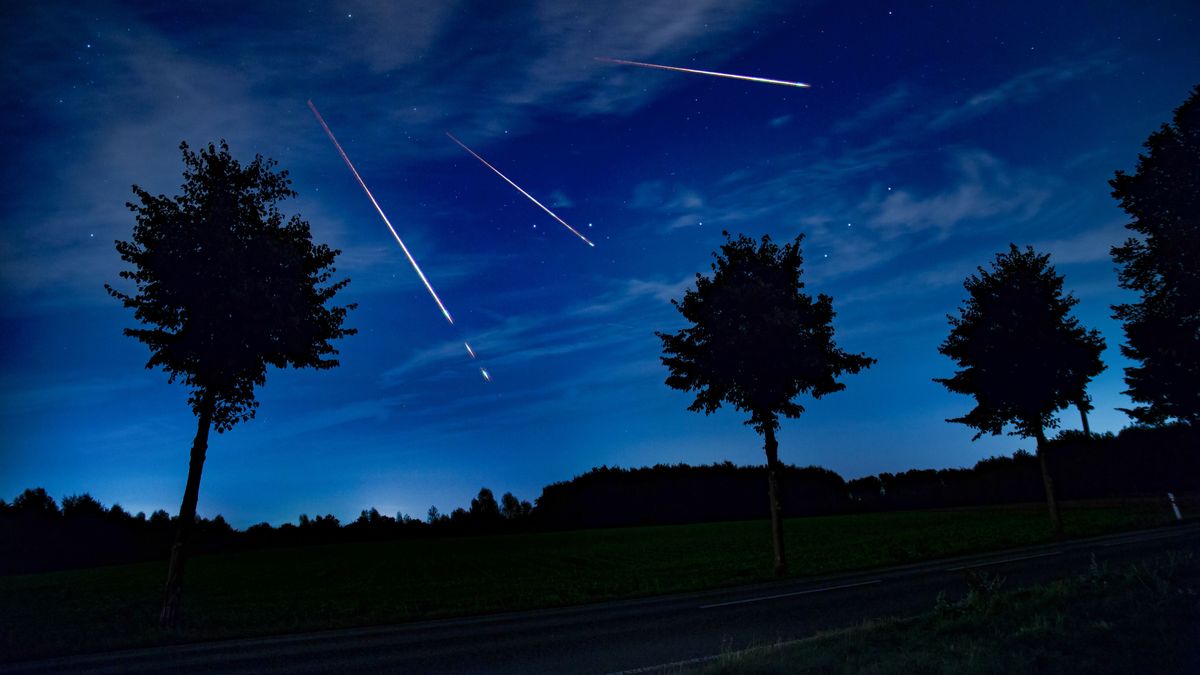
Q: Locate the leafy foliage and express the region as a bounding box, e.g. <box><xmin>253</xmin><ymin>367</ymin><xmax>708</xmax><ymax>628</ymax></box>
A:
<box><xmin>657</xmin><ymin>232</ymin><xmax>874</xmax><ymax>432</ymax></box>
<box><xmin>936</xmin><ymin>245</ymin><xmax>1106</xmax><ymax>439</ymax></box>
<box><xmin>1110</xmin><ymin>84</ymin><xmax>1200</xmax><ymax>426</ymax></box>
<box><xmin>105</xmin><ymin>141</ymin><xmax>356</xmax><ymax>431</ymax></box>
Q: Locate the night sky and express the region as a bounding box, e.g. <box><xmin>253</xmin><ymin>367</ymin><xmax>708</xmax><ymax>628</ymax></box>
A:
<box><xmin>2</xmin><ymin>2</ymin><xmax>1197</xmax><ymax>527</ymax></box>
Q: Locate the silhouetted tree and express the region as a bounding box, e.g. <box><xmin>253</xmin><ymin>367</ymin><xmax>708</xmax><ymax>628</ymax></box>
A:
<box><xmin>12</xmin><ymin>488</ymin><xmax>59</xmax><ymax>516</ymax></box>
<box><xmin>109</xmin><ymin>503</ymin><xmax>132</xmax><ymax>521</ymax></box>
<box><xmin>936</xmin><ymin>245</ymin><xmax>1105</xmax><ymax>535</ymax></box>
<box><xmin>426</xmin><ymin>505</ymin><xmax>441</xmax><ymax>524</ymax></box>
<box><xmin>61</xmin><ymin>493</ymin><xmax>106</xmax><ymax>519</ymax></box>
<box><xmin>106</xmin><ymin>140</ymin><xmax>356</xmax><ymax>627</ymax></box>
<box><xmin>1110</xmin><ymin>84</ymin><xmax>1200</xmax><ymax>426</ymax></box>
<box><xmin>657</xmin><ymin>232</ymin><xmax>874</xmax><ymax>575</ymax></box>
<box><xmin>470</xmin><ymin>488</ymin><xmax>502</xmax><ymax>531</ymax></box>
<box><xmin>499</xmin><ymin>492</ymin><xmax>523</xmax><ymax>520</ymax></box>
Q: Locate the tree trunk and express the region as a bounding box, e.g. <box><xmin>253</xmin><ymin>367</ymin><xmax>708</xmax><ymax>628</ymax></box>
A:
<box><xmin>763</xmin><ymin>425</ymin><xmax>787</xmax><ymax>577</ymax></box>
<box><xmin>1078</xmin><ymin>403</ymin><xmax>1091</xmax><ymax>436</ymax></box>
<box><xmin>160</xmin><ymin>389</ymin><xmax>216</xmax><ymax>628</ymax></box>
<box><xmin>1033</xmin><ymin>425</ymin><xmax>1063</xmax><ymax>538</ymax></box>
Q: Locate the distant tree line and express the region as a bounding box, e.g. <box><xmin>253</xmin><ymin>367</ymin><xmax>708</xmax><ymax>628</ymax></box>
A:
<box><xmin>4</xmin><ymin>424</ymin><xmax>1194</xmax><ymax>576</ymax></box>
<box><xmin>847</xmin><ymin>426</ymin><xmax>1198</xmax><ymax>511</ymax></box>
<box><xmin>533</xmin><ymin>463</ymin><xmax>847</xmax><ymax>529</ymax></box>
<box><xmin>0</xmin><ymin>485</ymin><xmax>535</xmax><ymax>575</ymax></box>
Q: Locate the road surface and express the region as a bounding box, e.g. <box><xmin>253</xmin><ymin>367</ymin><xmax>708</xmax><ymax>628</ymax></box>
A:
<box><xmin>4</xmin><ymin>524</ymin><xmax>1198</xmax><ymax>674</ymax></box>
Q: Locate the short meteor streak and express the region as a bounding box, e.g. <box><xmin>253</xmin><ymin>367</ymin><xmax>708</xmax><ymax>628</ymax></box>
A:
<box><xmin>446</xmin><ymin>132</ymin><xmax>595</xmax><ymax>248</ymax></box>
<box><xmin>464</xmin><ymin>342</ymin><xmax>476</xmax><ymax>359</ymax></box>
<box><xmin>595</xmin><ymin>56</ymin><xmax>811</xmax><ymax>89</ymax></box>
<box><xmin>480</xmin><ymin>368</ymin><xmax>492</xmax><ymax>382</ymax></box>
<box><xmin>308</xmin><ymin>100</ymin><xmax>455</xmax><ymax>325</ymax></box>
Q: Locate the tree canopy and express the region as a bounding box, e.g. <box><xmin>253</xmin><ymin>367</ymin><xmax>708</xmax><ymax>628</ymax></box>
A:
<box><xmin>1110</xmin><ymin>84</ymin><xmax>1200</xmax><ymax>426</ymax></box>
<box><xmin>106</xmin><ymin>140</ymin><xmax>357</xmax><ymax>432</ymax></box>
<box><xmin>936</xmin><ymin>245</ymin><xmax>1106</xmax><ymax>439</ymax></box>
<box><xmin>658</xmin><ymin>232</ymin><xmax>874</xmax><ymax>433</ymax></box>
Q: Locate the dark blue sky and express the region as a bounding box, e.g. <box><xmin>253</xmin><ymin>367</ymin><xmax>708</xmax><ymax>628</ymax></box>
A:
<box><xmin>2</xmin><ymin>1</ymin><xmax>1197</xmax><ymax>526</ymax></box>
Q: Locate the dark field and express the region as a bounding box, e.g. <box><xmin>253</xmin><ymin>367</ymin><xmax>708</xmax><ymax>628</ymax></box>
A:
<box><xmin>0</xmin><ymin>501</ymin><xmax>1171</xmax><ymax>662</ymax></box>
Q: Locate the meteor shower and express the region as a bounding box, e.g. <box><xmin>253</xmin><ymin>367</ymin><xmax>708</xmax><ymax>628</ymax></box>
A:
<box><xmin>2</xmin><ymin>2</ymin><xmax>1199</xmax><ymax>673</ymax></box>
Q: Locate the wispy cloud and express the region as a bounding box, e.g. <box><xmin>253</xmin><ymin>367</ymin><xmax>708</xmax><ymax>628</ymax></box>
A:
<box><xmin>381</xmin><ymin>272</ymin><xmax>688</xmax><ymax>382</ymax></box>
<box><xmin>549</xmin><ymin>190</ymin><xmax>575</xmax><ymax>208</ymax></box>
<box><xmin>0</xmin><ymin>374</ymin><xmax>157</xmax><ymax>416</ymax></box>
<box><xmin>628</xmin><ymin>180</ymin><xmax>709</xmax><ymax>230</ymax></box>
<box><xmin>832</xmin><ymin>83</ymin><xmax>912</xmax><ymax>135</ymax></box>
<box><xmin>928</xmin><ymin>56</ymin><xmax>1114</xmax><ymax>130</ymax></box>
<box><xmin>1033</xmin><ymin>219</ymin><xmax>1128</xmax><ymax>264</ymax></box>
<box><xmin>861</xmin><ymin>149</ymin><xmax>1053</xmax><ymax>239</ymax></box>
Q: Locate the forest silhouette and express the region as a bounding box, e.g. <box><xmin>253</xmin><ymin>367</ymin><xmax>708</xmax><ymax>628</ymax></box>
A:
<box><xmin>2</xmin><ymin>423</ymin><xmax>1195</xmax><ymax>576</ymax></box>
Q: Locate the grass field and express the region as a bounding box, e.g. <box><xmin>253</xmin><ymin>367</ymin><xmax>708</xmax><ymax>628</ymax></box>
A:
<box><xmin>703</xmin><ymin>551</ymin><xmax>1199</xmax><ymax>674</ymax></box>
<box><xmin>0</xmin><ymin>500</ymin><xmax>1172</xmax><ymax>662</ymax></box>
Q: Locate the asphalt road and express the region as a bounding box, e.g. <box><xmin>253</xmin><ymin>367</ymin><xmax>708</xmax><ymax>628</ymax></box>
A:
<box><xmin>5</xmin><ymin>523</ymin><xmax>1198</xmax><ymax>674</ymax></box>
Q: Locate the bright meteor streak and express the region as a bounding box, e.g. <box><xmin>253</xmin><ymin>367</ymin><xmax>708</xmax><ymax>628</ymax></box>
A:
<box><xmin>464</xmin><ymin>342</ymin><xmax>476</xmax><ymax>359</ymax></box>
<box><xmin>308</xmin><ymin>100</ymin><xmax>455</xmax><ymax>325</ymax></box>
<box><xmin>446</xmin><ymin>132</ymin><xmax>595</xmax><ymax>248</ymax></box>
<box><xmin>595</xmin><ymin>57</ymin><xmax>811</xmax><ymax>89</ymax></box>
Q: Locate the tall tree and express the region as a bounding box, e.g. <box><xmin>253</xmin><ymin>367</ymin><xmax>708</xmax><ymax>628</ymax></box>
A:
<box><xmin>936</xmin><ymin>245</ymin><xmax>1105</xmax><ymax>535</ymax></box>
<box><xmin>1110</xmin><ymin>84</ymin><xmax>1200</xmax><ymax>426</ymax></box>
<box><xmin>469</xmin><ymin>487</ymin><xmax>502</xmax><ymax>527</ymax></box>
<box><xmin>657</xmin><ymin>232</ymin><xmax>874</xmax><ymax>575</ymax></box>
<box><xmin>106</xmin><ymin>141</ymin><xmax>356</xmax><ymax>627</ymax></box>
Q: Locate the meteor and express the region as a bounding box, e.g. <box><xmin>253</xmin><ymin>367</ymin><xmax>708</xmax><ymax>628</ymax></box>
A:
<box><xmin>480</xmin><ymin>368</ymin><xmax>492</xmax><ymax>382</ymax></box>
<box><xmin>446</xmin><ymin>132</ymin><xmax>595</xmax><ymax>248</ymax></box>
<box><xmin>308</xmin><ymin>100</ymin><xmax>455</xmax><ymax>325</ymax></box>
<box><xmin>595</xmin><ymin>57</ymin><xmax>811</xmax><ymax>89</ymax></box>
<box><xmin>464</xmin><ymin>341</ymin><xmax>476</xmax><ymax>359</ymax></box>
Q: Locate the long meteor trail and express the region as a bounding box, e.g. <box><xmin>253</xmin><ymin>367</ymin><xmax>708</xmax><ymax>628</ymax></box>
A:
<box><xmin>308</xmin><ymin>100</ymin><xmax>455</xmax><ymax>324</ymax></box>
<box><xmin>595</xmin><ymin>57</ymin><xmax>811</xmax><ymax>89</ymax></box>
<box><xmin>446</xmin><ymin>132</ymin><xmax>595</xmax><ymax>248</ymax></box>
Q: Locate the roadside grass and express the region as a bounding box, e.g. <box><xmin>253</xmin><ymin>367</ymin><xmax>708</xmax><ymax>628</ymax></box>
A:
<box><xmin>0</xmin><ymin>500</ymin><xmax>1170</xmax><ymax>662</ymax></box>
<box><xmin>702</xmin><ymin>552</ymin><xmax>1200</xmax><ymax>674</ymax></box>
